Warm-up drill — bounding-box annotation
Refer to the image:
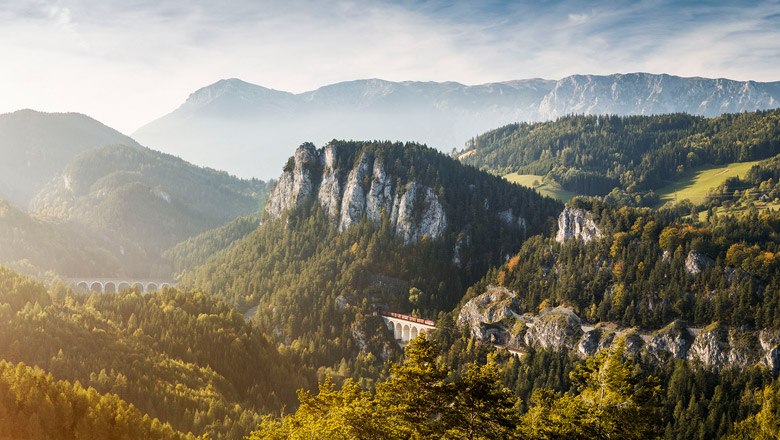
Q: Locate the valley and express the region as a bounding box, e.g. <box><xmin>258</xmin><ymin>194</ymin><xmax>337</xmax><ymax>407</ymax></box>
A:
<box><xmin>2</xmin><ymin>80</ymin><xmax>780</xmax><ymax>440</ymax></box>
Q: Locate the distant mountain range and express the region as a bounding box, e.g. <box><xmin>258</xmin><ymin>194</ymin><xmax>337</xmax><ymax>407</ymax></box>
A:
<box><xmin>133</xmin><ymin>73</ymin><xmax>780</xmax><ymax>179</ymax></box>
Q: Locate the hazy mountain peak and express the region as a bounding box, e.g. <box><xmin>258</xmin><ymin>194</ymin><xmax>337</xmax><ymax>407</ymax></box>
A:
<box><xmin>134</xmin><ymin>73</ymin><xmax>780</xmax><ymax>179</ymax></box>
<box><xmin>176</xmin><ymin>78</ymin><xmax>296</xmax><ymax>118</ymax></box>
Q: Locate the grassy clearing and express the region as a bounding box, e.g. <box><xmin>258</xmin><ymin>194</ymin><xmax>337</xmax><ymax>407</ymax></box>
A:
<box><xmin>696</xmin><ymin>201</ymin><xmax>780</xmax><ymax>221</ymax></box>
<box><xmin>656</xmin><ymin>160</ymin><xmax>761</xmax><ymax>206</ymax></box>
<box><xmin>504</xmin><ymin>173</ymin><xmax>575</xmax><ymax>202</ymax></box>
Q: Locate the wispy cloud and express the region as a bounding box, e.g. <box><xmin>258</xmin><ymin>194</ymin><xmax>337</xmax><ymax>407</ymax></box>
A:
<box><xmin>0</xmin><ymin>0</ymin><xmax>777</xmax><ymax>132</ymax></box>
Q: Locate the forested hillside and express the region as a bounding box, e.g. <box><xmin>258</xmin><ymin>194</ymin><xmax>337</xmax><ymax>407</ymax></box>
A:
<box><xmin>0</xmin><ymin>198</ymin><xmax>150</xmax><ymax>278</ymax></box>
<box><xmin>0</xmin><ymin>360</ymin><xmax>192</xmax><ymax>440</ymax></box>
<box><xmin>465</xmin><ymin>199</ymin><xmax>780</xmax><ymax>329</ymax></box>
<box><xmin>0</xmin><ymin>267</ymin><xmax>308</xmax><ymax>438</ymax></box>
<box><xmin>163</xmin><ymin>215</ymin><xmax>260</xmax><ymax>275</ymax></box>
<box><xmin>0</xmin><ymin>109</ymin><xmax>140</xmax><ymax>207</ymax></box>
<box><xmin>428</xmin><ymin>190</ymin><xmax>780</xmax><ymax>438</ymax></box>
<box><xmin>181</xmin><ymin>140</ymin><xmax>561</xmax><ymax>382</ymax></box>
<box><xmin>461</xmin><ymin>109</ymin><xmax>780</xmax><ymax>199</ymax></box>
<box><xmin>30</xmin><ymin>144</ymin><xmax>272</xmax><ymax>253</ymax></box>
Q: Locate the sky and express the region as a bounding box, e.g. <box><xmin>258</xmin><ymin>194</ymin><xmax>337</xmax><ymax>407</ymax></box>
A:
<box><xmin>1</xmin><ymin>0</ymin><xmax>779</xmax><ymax>133</ymax></box>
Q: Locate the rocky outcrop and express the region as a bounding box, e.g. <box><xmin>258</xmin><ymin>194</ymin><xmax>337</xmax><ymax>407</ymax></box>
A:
<box><xmin>265</xmin><ymin>144</ymin><xmax>449</xmax><ymax>244</ymax></box>
<box><xmin>457</xmin><ymin>286</ymin><xmax>520</xmax><ymax>344</ymax></box>
<box><xmin>578</xmin><ymin>326</ymin><xmax>617</xmax><ymax>356</ymax></box>
<box><xmin>524</xmin><ymin>307</ymin><xmax>583</xmax><ymax>350</ymax></box>
<box><xmin>457</xmin><ymin>290</ymin><xmax>777</xmax><ymax>370</ymax></box>
<box><xmin>265</xmin><ymin>144</ymin><xmax>320</xmax><ymax>218</ymax></box>
<box><xmin>760</xmin><ymin>330</ymin><xmax>780</xmax><ymax>374</ymax></box>
<box><xmin>647</xmin><ymin>321</ymin><xmax>694</xmax><ymax>361</ymax></box>
<box><xmin>685</xmin><ymin>251</ymin><xmax>714</xmax><ymax>276</ymax></box>
<box><xmin>555</xmin><ymin>207</ymin><xmax>602</xmax><ymax>243</ymax></box>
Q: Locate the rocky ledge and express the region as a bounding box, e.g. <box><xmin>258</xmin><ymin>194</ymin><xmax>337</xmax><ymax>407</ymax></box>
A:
<box><xmin>458</xmin><ymin>285</ymin><xmax>780</xmax><ymax>372</ymax></box>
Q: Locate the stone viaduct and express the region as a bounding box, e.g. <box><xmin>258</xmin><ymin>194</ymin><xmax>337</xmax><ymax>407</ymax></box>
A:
<box><xmin>68</xmin><ymin>278</ymin><xmax>175</xmax><ymax>294</ymax></box>
<box><xmin>378</xmin><ymin>310</ymin><xmax>522</xmax><ymax>357</ymax></box>
<box><xmin>378</xmin><ymin>311</ymin><xmax>437</xmax><ymax>344</ymax></box>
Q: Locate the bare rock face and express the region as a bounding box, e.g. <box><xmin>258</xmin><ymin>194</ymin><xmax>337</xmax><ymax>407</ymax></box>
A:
<box><xmin>760</xmin><ymin>329</ymin><xmax>780</xmax><ymax>373</ymax></box>
<box><xmin>457</xmin><ymin>286</ymin><xmax>520</xmax><ymax>344</ymax></box>
<box><xmin>265</xmin><ymin>143</ymin><xmax>320</xmax><ymax>218</ymax></box>
<box><xmin>265</xmin><ymin>144</ymin><xmax>448</xmax><ymax>244</ymax></box>
<box><xmin>393</xmin><ymin>182</ymin><xmax>448</xmax><ymax>243</ymax></box>
<box><xmin>524</xmin><ymin>307</ymin><xmax>583</xmax><ymax>350</ymax></box>
<box><xmin>688</xmin><ymin>325</ymin><xmax>729</xmax><ymax>368</ymax></box>
<box><xmin>498</xmin><ymin>209</ymin><xmax>527</xmax><ymax>236</ymax></box>
<box><xmin>338</xmin><ymin>152</ymin><xmax>373</xmax><ymax>231</ymax></box>
<box><xmin>555</xmin><ymin>206</ymin><xmax>602</xmax><ymax>243</ymax></box>
<box><xmin>317</xmin><ymin>144</ymin><xmax>342</xmax><ymax>218</ymax></box>
<box><xmin>647</xmin><ymin>321</ymin><xmax>694</xmax><ymax>361</ymax></box>
<box><xmin>365</xmin><ymin>158</ymin><xmax>393</xmax><ymax>222</ymax></box>
<box><xmin>578</xmin><ymin>327</ymin><xmax>616</xmax><ymax>356</ymax></box>
<box><xmin>685</xmin><ymin>251</ymin><xmax>715</xmax><ymax>276</ymax></box>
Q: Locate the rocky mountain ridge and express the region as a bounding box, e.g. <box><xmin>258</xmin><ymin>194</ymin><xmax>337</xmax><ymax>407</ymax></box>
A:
<box><xmin>459</xmin><ymin>286</ymin><xmax>780</xmax><ymax>372</ymax></box>
<box><xmin>265</xmin><ymin>143</ymin><xmax>450</xmax><ymax>244</ymax></box>
<box><xmin>261</xmin><ymin>140</ymin><xmax>560</xmax><ymax>266</ymax></box>
<box><xmin>133</xmin><ymin>73</ymin><xmax>780</xmax><ymax>179</ymax></box>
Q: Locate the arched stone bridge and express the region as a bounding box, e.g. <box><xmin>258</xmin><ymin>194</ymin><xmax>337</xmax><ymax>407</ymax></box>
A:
<box><xmin>68</xmin><ymin>278</ymin><xmax>175</xmax><ymax>294</ymax></box>
<box><xmin>378</xmin><ymin>311</ymin><xmax>436</xmax><ymax>344</ymax></box>
<box><xmin>378</xmin><ymin>310</ymin><xmax>523</xmax><ymax>357</ymax></box>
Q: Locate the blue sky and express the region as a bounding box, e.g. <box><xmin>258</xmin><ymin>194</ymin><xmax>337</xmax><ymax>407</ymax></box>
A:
<box><xmin>1</xmin><ymin>0</ymin><xmax>778</xmax><ymax>132</ymax></box>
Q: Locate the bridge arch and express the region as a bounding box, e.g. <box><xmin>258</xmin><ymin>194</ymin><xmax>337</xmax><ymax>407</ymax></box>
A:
<box><xmin>378</xmin><ymin>312</ymin><xmax>437</xmax><ymax>344</ymax></box>
<box><xmin>146</xmin><ymin>283</ymin><xmax>158</xmax><ymax>292</ymax></box>
<box><xmin>90</xmin><ymin>282</ymin><xmax>103</xmax><ymax>293</ymax></box>
<box><xmin>104</xmin><ymin>282</ymin><xmax>116</xmax><ymax>294</ymax></box>
<box><xmin>118</xmin><ymin>282</ymin><xmax>131</xmax><ymax>293</ymax></box>
<box><xmin>77</xmin><ymin>282</ymin><xmax>89</xmax><ymax>291</ymax></box>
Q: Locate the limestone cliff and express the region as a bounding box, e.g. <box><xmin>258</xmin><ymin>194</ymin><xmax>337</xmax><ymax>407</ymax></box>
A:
<box><xmin>555</xmin><ymin>206</ymin><xmax>602</xmax><ymax>243</ymax></box>
<box><xmin>265</xmin><ymin>143</ymin><xmax>448</xmax><ymax>244</ymax></box>
<box><xmin>265</xmin><ymin>142</ymin><xmax>548</xmax><ymax>249</ymax></box>
<box><xmin>458</xmin><ymin>286</ymin><xmax>780</xmax><ymax>371</ymax></box>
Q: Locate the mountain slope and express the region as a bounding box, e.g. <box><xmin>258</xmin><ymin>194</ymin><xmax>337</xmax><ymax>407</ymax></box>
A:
<box><xmin>180</xmin><ymin>140</ymin><xmax>561</xmax><ymax>376</ymax></box>
<box><xmin>0</xmin><ymin>266</ymin><xmax>307</xmax><ymax>439</ymax></box>
<box><xmin>134</xmin><ymin>73</ymin><xmax>780</xmax><ymax>179</ymax></box>
<box><xmin>30</xmin><ymin>144</ymin><xmax>272</xmax><ymax>255</ymax></box>
<box><xmin>0</xmin><ymin>109</ymin><xmax>140</xmax><ymax>207</ymax></box>
<box><xmin>0</xmin><ymin>360</ymin><xmax>191</xmax><ymax>440</ymax></box>
<box><xmin>0</xmin><ymin>198</ymin><xmax>151</xmax><ymax>278</ymax></box>
<box><xmin>460</xmin><ymin>109</ymin><xmax>780</xmax><ymax>198</ymax></box>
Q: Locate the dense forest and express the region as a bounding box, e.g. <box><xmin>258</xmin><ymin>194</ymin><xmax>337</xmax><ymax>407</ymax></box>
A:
<box><xmin>0</xmin><ymin>267</ymin><xmax>308</xmax><ymax>438</ymax></box>
<box><xmin>255</xmin><ymin>333</ymin><xmax>780</xmax><ymax>439</ymax></box>
<box><xmin>465</xmin><ymin>199</ymin><xmax>780</xmax><ymax>329</ymax></box>
<box><xmin>163</xmin><ymin>215</ymin><xmax>261</xmax><ymax>275</ymax></box>
<box><xmin>460</xmin><ymin>109</ymin><xmax>780</xmax><ymax>197</ymax></box>
<box><xmin>180</xmin><ymin>141</ymin><xmax>561</xmax><ymax>385</ymax></box>
<box><xmin>0</xmin><ymin>359</ymin><xmax>193</xmax><ymax>439</ymax></box>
